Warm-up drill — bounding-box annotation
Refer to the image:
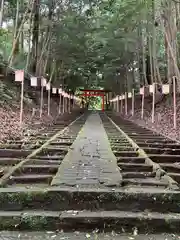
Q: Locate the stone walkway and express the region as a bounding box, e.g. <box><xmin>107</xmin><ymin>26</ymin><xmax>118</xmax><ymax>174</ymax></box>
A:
<box><xmin>51</xmin><ymin>112</ymin><xmax>122</xmax><ymax>187</ymax></box>
<box><xmin>0</xmin><ymin>231</ymin><xmax>177</xmax><ymax>240</ymax></box>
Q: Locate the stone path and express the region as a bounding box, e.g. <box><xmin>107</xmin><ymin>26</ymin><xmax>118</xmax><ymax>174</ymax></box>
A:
<box><xmin>51</xmin><ymin>112</ymin><xmax>122</xmax><ymax>187</ymax></box>
<box><xmin>0</xmin><ymin>231</ymin><xmax>178</xmax><ymax>240</ymax></box>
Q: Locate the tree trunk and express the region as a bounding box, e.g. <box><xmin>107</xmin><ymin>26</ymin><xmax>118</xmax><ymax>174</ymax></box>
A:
<box><xmin>31</xmin><ymin>0</ymin><xmax>40</xmax><ymax>74</ymax></box>
<box><xmin>0</xmin><ymin>0</ymin><xmax>5</xmax><ymax>27</ymax></box>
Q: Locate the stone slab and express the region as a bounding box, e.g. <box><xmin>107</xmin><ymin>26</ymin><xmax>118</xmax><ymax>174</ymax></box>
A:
<box><xmin>51</xmin><ymin>113</ymin><xmax>122</xmax><ymax>187</ymax></box>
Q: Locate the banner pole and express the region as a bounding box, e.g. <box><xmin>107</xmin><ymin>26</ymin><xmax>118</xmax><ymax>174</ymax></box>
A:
<box><xmin>20</xmin><ymin>75</ymin><xmax>24</xmax><ymax>125</ymax></box>
<box><xmin>152</xmin><ymin>83</ymin><xmax>155</xmax><ymax>123</ymax></box>
<box><xmin>132</xmin><ymin>89</ymin><xmax>135</xmax><ymax>116</ymax></box>
<box><xmin>173</xmin><ymin>76</ymin><xmax>177</xmax><ymax>129</ymax></box>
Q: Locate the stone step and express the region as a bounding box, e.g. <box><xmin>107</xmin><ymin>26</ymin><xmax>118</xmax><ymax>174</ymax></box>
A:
<box><xmin>27</xmin><ymin>159</ymin><xmax>62</xmax><ymax>165</ymax></box>
<box><xmin>137</xmin><ymin>142</ymin><xmax>180</xmax><ymax>149</ymax></box>
<box><xmin>117</xmin><ymin>157</ymin><xmax>145</xmax><ymax>164</ymax></box>
<box><xmin>9</xmin><ymin>174</ymin><xmax>53</xmax><ymax>184</ymax></box>
<box><xmin>111</xmin><ymin>147</ymin><xmax>135</xmax><ymax>151</ymax></box>
<box><xmin>0</xmin><ymin>187</ymin><xmax>179</xmax><ymax>212</ymax></box>
<box><xmin>168</xmin><ymin>173</ymin><xmax>180</xmax><ymax>183</ymax></box>
<box><xmin>0</xmin><ymin>158</ymin><xmax>21</xmax><ymax>165</ymax></box>
<box><xmin>114</xmin><ymin>151</ymin><xmax>138</xmax><ymax>157</ymax></box>
<box><xmin>0</xmin><ymin>210</ymin><xmax>178</xmax><ymax>232</ymax></box>
<box><xmin>143</xmin><ymin>147</ymin><xmax>180</xmax><ymax>155</ymax></box>
<box><xmin>37</xmin><ymin>148</ymin><xmax>68</xmax><ymax>156</ymax></box>
<box><xmin>160</xmin><ymin>163</ymin><xmax>180</xmax><ymax>173</ymax></box>
<box><xmin>118</xmin><ymin>163</ymin><xmax>152</xmax><ymax>172</ymax></box>
<box><xmin>15</xmin><ymin>165</ymin><xmax>59</xmax><ymax>174</ymax></box>
<box><xmin>34</xmin><ymin>155</ymin><xmax>65</xmax><ymax>160</ymax></box>
<box><xmin>122</xmin><ymin>172</ymin><xmax>155</xmax><ymax>179</ymax></box>
<box><xmin>148</xmin><ymin>154</ymin><xmax>180</xmax><ymax>163</ymax></box>
<box><xmin>0</xmin><ymin>149</ymin><xmax>31</xmax><ymax>158</ymax></box>
<box><xmin>123</xmin><ymin>178</ymin><xmax>168</xmax><ymax>187</ymax></box>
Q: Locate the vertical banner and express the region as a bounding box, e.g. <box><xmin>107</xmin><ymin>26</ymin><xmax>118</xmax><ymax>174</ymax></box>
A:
<box><xmin>162</xmin><ymin>84</ymin><xmax>170</xmax><ymax>95</ymax></box>
<box><xmin>132</xmin><ymin>89</ymin><xmax>135</xmax><ymax>116</ymax></box>
<box><xmin>52</xmin><ymin>88</ymin><xmax>57</xmax><ymax>94</ymax></box>
<box><xmin>15</xmin><ymin>70</ymin><xmax>24</xmax><ymax>82</ymax></box>
<box><xmin>173</xmin><ymin>77</ymin><xmax>177</xmax><ymax>129</ymax></box>
<box><xmin>41</xmin><ymin>77</ymin><xmax>47</xmax><ymax>87</ymax></box>
<box><xmin>140</xmin><ymin>86</ymin><xmax>144</xmax><ymax>119</ymax></box>
<box><xmin>15</xmin><ymin>70</ymin><xmax>24</xmax><ymax>125</ymax></box>
<box><xmin>125</xmin><ymin>92</ymin><xmax>127</xmax><ymax>115</ymax></box>
<box><xmin>30</xmin><ymin>77</ymin><xmax>37</xmax><ymax>87</ymax></box>
<box><xmin>151</xmin><ymin>83</ymin><xmax>155</xmax><ymax>123</ymax></box>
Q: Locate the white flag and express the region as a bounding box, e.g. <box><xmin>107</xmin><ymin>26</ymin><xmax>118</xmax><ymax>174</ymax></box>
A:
<box><xmin>58</xmin><ymin>88</ymin><xmax>62</xmax><ymax>94</ymax></box>
<box><xmin>149</xmin><ymin>84</ymin><xmax>155</xmax><ymax>93</ymax></box>
<box><xmin>162</xmin><ymin>84</ymin><xmax>170</xmax><ymax>94</ymax></box>
<box><xmin>140</xmin><ymin>87</ymin><xmax>144</xmax><ymax>95</ymax></box>
<box><xmin>30</xmin><ymin>77</ymin><xmax>37</xmax><ymax>86</ymax></box>
<box><xmin>41</xmin><ymin>77</ymin><xmax>47</xmax><ymax>87</ymax></box>
<box><xmin>46</xmin><ymin>83</ymin><xmax>50</xmax><ymax>90</ymax></box>
<box><xmin>52</xmin><ymin>88</ymin><xmax>57</xmax><ymax>94</ymax></box>
<box><xmin>15</xmin><ymin>70</ymin><xmax>24</xmax><ymax>82</ymax></box>
<box><xmin>128</xmin><ymin>92</ymin><xmax>132</xmax><ymax>98</ymax></box>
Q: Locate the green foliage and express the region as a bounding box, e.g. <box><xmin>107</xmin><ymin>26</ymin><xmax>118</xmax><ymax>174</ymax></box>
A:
<box><xmin>0</xmin><ymin>0</ymin><xmax>168</xmax><ymax>92</ymax></box>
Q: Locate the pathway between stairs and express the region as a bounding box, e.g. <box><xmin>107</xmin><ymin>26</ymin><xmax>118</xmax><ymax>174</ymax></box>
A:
<box><xmin>51</xmin><ymin>112</ymin><xmax>122</xmax><ymax>187</ymax></box>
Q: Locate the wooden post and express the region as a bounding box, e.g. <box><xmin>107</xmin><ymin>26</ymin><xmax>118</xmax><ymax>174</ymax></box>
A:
<box><xmin>40</xmin><ymin>85</ymin><xmax>43</xmax><ymax>118</ymax></box>
<box><xmin>62</xmin><ymin>95</ymin><xmax>65</xmax><ymax>114</ymax></box>
<box><xmin>102</xmin><ymin>95</ymin><xmax>104</xmax><ymax>111</ymax></box>
<box><xmin>40</xmin><ymin>77</ymin><xmax>46</xmax><ymax>118</ymax></box>
<box><xmin>125</xmin><ymin>92</ymin><xmax>127</xmax><ymax>115</ymax></box>
<box><xmin>58</xmin><ymin>94</ymin><xmax>61</xmax><ymax>114</ymax></box>
<box><xmin>20</xmin><ymin>75</ymin><xmax>24</xmax><ymax>125</ymax></box>
<box><xmin>132</xmin><ymin>89</ymin><xmax>135</xmax><ymax>116</ymax></box>
<box><xmin>117</xmin><ymin>96</ymin><xmax>119</xmax><ymax>112</ymax></box>
<box><xmin>151</xmin><ymin>83</ymin><xmax>155</xmax><ymax>123</ymax></box>
<box><xmin>15</xmin><ymin>70</ymin><xmax>24</xmax><ymax>125</ymax></box>
<box><xmin>73</xmin><ymin>96</ymin><xmax>75</xmax><ymax>109</ymax></box>
<box><xmin>140</xmin><ymin>87</ymin><xmax>144</xmax><ymax>119</ymax></box>
<box><xmin>120</xmin><ymin>96</ymin><xmax>123</xmax><ymax>113</ymax></box>
<box><xmin>68</xmin><ymin>96</ymin><xmax>71</xmax><ymax>113</ymax></box>
<box><xmin>173</xmin><ymin>76</ymin><xmax>177</xmax><ymax>129</ymax></box>
<box><xmin>48</xmin><ymin>89</ymin><xmax>50</xmax><ymax>116</ymax></box>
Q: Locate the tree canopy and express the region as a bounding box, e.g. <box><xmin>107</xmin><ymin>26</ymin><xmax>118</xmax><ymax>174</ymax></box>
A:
<box><xmin>0</xmin><ymin>0</ymin><xmax>179</xmax><ymax>93</ymax></box>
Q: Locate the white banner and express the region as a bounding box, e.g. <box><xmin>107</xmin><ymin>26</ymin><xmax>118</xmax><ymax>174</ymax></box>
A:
<box><xmin>149</xmin><ymin>84</ymin><xmax>155</xmax><ymax>93</ymax></box>
<box><xmin>46</xmin><ymin>83</ymin><xmax>50</xmax><ymax>90</ymax></box>
<box><xmin>15</xmin><ymin>70</ymin><xmax>24</xmax><ymax>82</ymax></box>
<box><xmin>52</xmin><ymin>88</ymin><xmax>57</xmax><ymax>94</ymax></box>
<box><xmin>140</xmin><ymin>87</ymin><xmax>144</xmax><ymax>95</ymax></box>
<box><xmin>30</xmin><ymin>77</ymin><xmax>37</xmax><ymax>86</ymax></box>
<box><xmin>41</xmin><ymin>77</ymin><xmax>47</xmax><ymax>87</ymax></box>
<box><xmin>58</xmin><ymin>88</ymin><xmax>62</xmax><ymax>94</ymax></box>
<box><xmin>162</xmin><ymin>84</ymin><xmax>170</xmax><ymax>94</ymax></box>
<box><xmin>128</xmin><ymin>92</ymin><xmax>132</xmax><ymax>98</ymax></box>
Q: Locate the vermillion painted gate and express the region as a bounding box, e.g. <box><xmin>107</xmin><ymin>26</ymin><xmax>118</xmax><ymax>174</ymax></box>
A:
<box><xmin>79</xmin><ymin>89</ymin><xmax>106</xmax><ymax>111</ymax></box>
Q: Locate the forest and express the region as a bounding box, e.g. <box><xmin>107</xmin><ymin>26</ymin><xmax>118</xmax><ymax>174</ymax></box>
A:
<box><xmin>1</xmin><ymin>0</ymin><xmax>177</xmax><ymax>92</ymax></box>
<box><xmin>0</xmin><ymin>0</ymin><xmax>180</xmax><ymax>141</ymax></box>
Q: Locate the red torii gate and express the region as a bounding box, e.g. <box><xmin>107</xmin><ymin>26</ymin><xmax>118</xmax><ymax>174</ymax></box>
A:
<box><xmin>79</xmin><ymin>89</ymin><xmax>106</xmax><ymax>111</ymax></box>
